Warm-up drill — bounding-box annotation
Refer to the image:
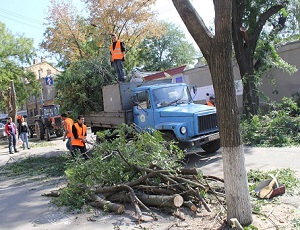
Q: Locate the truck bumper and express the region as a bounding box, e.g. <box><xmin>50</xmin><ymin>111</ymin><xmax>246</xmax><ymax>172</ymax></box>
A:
<box><xmin>178</xmin><ymin>132</ymin><xmax>220</xmax><ymax>149</ymax></box>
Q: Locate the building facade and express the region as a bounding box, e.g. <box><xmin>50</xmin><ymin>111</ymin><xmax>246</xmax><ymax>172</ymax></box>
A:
<box><xmin>25</xmin><ymin>58</ymin><xmax>60</xmax><ymax>117</ymax></box>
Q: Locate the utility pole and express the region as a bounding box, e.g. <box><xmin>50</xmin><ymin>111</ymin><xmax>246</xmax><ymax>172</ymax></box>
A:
<box><xmin>9</xmin><ymin>80</ymin><xmax>17</xmax><ymax>122</ymax></box>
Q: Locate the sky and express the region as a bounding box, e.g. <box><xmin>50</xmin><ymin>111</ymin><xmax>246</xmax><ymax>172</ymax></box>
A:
<box><xmin>0</xmin><ymin>0</ymin><xmax>214</xmax><ymax>59</ymax></box>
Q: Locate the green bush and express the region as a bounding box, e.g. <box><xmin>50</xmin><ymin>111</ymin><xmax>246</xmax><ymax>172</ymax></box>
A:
<box><xmin>55</xmin><ymin>124</ymin><xmax>184</xmax><ymax>210</ymax></box>
<box><xmin>241</xmin><ymin>97</ymin><xmax>300</xmax><ymax>146</ymax></box>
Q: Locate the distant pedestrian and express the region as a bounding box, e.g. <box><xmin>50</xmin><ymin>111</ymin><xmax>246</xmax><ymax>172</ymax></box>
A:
<box><xmin>110</xmin><ymin>33</ymin><xmax>126</xmax><ymax>82</ymax></box>
<box><xmin>71</xmin><ymin>115</ymin><xmax>88</xmax><ymax>159</ymax></box>
<box><xmin>61</xmin><ymin>113</ymin><xmax>74</xmax><ymax>154</ymax></box>
<box><xmin>5</xmin><ymin>117</ymin><xmax>19</xmax><ymax>154</ymax></box>
<box><xmin>19</xmin><ymin>117</ymin><xmax>30</xmax><ymax>150</ymax></box>
<box><xmin>205</xmin><ymin>95</ymin><xmax>215</xmax><ymax>107</ymax></box>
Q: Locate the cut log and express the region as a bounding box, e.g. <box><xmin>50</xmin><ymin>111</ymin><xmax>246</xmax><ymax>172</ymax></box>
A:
<box><xmin>89</xmin><ymin>194</ymin><xmax>125</xmax><ymax>213</ymax></box>
<box><xmin>138</xmin><ymin>193</ymin><xmax>184</xmax><ymax>208</ymax></box>
<box><xmin>183</xmin><ymin>201</ymin><xmax>197</xmax><ymax>212</ymax></box>
<box><xmin>108</xmin><ymin>192</ymin><xmax>184</xmax><ymax>208</ymax></box>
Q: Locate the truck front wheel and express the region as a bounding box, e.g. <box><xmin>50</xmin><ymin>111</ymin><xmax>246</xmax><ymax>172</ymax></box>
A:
<box><xmin>162</xmin><ymin>131</ymin><xmax>177</xmax><ymax>142</ymax></box>
<box><xmin>201</xmin><ymin>139</ymin><xmax>221</xmax><ymax>153</ymax></box>
<box><xmin>55</xmin><ymin>129</ymin><xmax>64</xmax><ymax>137</ymax></box>
<box><xmin>45</xmin><ymin>128</ymin><xmax>50</xmax><ymax>141</ymax></box>
<box><xmin>29</xmin><ymin>127</ymin><xmax>34</xmax><ymax>138</ymax></box>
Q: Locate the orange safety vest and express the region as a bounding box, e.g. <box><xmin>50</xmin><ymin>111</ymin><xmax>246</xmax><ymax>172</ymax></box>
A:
<box><xmin>65</xmin><ymin>118</ymin><xmax>74</xmax><ymax>138</ymax></box>
<box><xmin>71</xmin><ymin>123</ymin><xmax>87</xmax><ymax>147</ymax></box>
<box><xmin>110</xmin><ymin>40</ymin><xmax>124</xmax><ymax>62</ymax></box>
<box><xmin>205</xmin><ymin>101</ymin><xmax>215</xmax><ymax>107</ymax></box>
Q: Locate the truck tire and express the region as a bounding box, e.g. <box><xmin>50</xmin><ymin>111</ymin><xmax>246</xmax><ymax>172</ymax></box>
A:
<box><xmin>35</xmin><ymin>121</ymin><xmax>45</xmax><ymax>140</ymax></box>
<box><xmin>162</xmin><ymin>131</ymin><xmax>179</xmax><ymax>150</ymax></box>
<box><xmin>45</xmin><ymin>128</ymin><xmax>50</xmax><ymax>141</ymax></box>
<box><xmin>162</xmin><ymin>131</ymin><xmax>177</xmax><ymax>142</ymax></box>
<box><xmin>201</xmin><ymin>139</ymin><xmax>221</xmax><ymax>153</ymax></box>
<box><xmin>55</xmin><ymin>129</ymin><xmax>64</xmax><ymax>137</ymax></box>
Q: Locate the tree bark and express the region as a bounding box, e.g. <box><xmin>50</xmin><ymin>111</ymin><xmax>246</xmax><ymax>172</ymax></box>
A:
<box><xmin>172</xmin><ymin>0</ymin><xmax>253</xmax><ymax>225</ymax></box>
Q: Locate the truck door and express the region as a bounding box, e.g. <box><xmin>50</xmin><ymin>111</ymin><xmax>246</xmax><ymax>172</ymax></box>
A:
<box><xmin>133</xmin><ymin>90</ymin><xmax>154</xmax><ymax>129</ymax></box>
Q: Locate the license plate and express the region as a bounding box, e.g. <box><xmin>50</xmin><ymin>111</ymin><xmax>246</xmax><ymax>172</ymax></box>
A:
<box><xmin>208</xmin><ymin>133</ymin><xmax>219</xmax><ymax>141</ymax></box>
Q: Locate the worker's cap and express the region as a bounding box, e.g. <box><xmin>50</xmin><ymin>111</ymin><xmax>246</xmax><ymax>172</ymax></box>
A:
<box><xmin>209</xmin><ymin>95</ymin><xmax>215</xmax><ymax>99</ymax></box>
<box><xmin>109</xmin><ymin>33</ymin><xmax>116</xmax><ymax>37</ymax></box>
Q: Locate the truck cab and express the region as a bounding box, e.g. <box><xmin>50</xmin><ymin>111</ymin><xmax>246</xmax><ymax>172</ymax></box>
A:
<box><xmin>132</xmin><ymin>83</ymin><xmax>220</xmax><ymax>152</ymax></box>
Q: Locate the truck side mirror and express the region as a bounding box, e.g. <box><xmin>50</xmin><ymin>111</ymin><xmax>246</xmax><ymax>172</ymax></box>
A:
<box><xmin>192</xmin><ymin>85</ymin><xmax>197</xmax><ymax>95</ymax></box>
<box><xmin>132</xmin><ymin>95</ymin><xmax>138</xmax><ymax>105</ymax></box>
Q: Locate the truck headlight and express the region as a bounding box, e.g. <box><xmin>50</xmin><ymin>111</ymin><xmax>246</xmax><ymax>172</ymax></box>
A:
<box><xmin>180</xmin><ymin>126</ymin><xmax>187</xmax><ymax>134</ymax></box>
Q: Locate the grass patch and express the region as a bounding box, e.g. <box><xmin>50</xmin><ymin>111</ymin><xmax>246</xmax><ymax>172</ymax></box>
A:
<box><xmin>0</xmin><ymin>155</ymin><xmax>69</xmax><ymax>177</ymax></box>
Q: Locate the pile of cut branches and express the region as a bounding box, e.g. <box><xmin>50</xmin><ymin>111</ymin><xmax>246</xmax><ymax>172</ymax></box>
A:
<box><xmin>48</xmin><ymin>125</ymin><xmax>226</xmax><ymax>222</ymax></box>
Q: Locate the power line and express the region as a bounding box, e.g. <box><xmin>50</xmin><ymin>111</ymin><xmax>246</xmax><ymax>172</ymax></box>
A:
<box><xmin>0</xmin><ymin>7</ymin><xmax>42</xmax><ymax>24</ymax></box>
<box><xmin>0</xmin><ymin>14</ymin><xmax>44</xmax><ymax>31</ymax></box>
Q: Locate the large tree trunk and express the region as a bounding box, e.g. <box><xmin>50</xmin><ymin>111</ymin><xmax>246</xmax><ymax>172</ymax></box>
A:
<box><xmin>172</xmin><ymin>0</ymin><xmax>253</xmax><ymax>225</ymax></box>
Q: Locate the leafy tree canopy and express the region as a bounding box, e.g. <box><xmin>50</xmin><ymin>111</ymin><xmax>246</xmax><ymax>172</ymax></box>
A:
<box><xmin>0</xmin><ymin>22</ymin><xmax>39</xmax><ymax>112</ymax></box>
<box><xmin>54</xmin><ymin>55</ymin><xmax>116</xmax><ymax>115</ymax></box>
<box><xmin>134</xmin><ymin>22</ymin><xmax>198</xmax><ymax>71</ymax></box>
<box><xmin>42</xmin><ymin>0</ymin><xmax>163</xmax><ymax>69</ymax></box>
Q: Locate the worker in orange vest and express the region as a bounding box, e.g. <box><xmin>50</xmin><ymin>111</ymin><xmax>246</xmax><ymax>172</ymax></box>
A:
<box><xmin>110</xmin><ymin>33</ymin><xmax>126</xmax><ymax>82</ymax></box>
<box><xmin>205</xmin><ymin>95</ymin><xmax>216</xmax><ymax>107</ymax></box>
<box><xmin>61</xmin><ymin>113</ymin><xmax>74</xmax><ymax>154</ymax></box>
<box><xmin>71</xmin><ymin>115</ymin><xmax>88</xmax><ymax>159</ymax></box>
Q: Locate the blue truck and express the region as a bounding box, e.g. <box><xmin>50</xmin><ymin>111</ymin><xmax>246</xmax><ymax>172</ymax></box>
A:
<box><xmin>84</xmin><ymin>80</ymin><xmax>220</xmax><ymax>153</ymax></box>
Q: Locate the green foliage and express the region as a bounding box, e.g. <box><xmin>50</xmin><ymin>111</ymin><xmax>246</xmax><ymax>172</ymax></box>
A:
<box><xmin>56</xmin><ymin>124</ymin><xmax>184</xmax><ymax>210</ymax></box>
<box><xmin>135</xmin><ymin>22</ymin><xmax>197</xmax><ymax>71</ymax></box>
<box><xmin>0</xmin><ymin>22</ymin><xmax>38</xmax><ymax>111</ymax></box>
<box><xmin>292</xmin><ymin>217</ymin><xmax>300</xmax><ymax>229</ymax></box>
<box><xmin>241</xmin><ymin>97</ymin><xmax>300</xmax><ymax>146</ymax></box>
<box><xmin>0</xmin><ymin>155</ymin><xmax>68</xmax><ymax>177</ymax></box>
<box><xmin>55</xmin><ymin>58</ymin><xmax>115</xmax><ymax>115</ymax></box>
<box><xmin>243</xmin><ymin>225</ymin><xmax>259</xmax><ymax>230</ymax></box>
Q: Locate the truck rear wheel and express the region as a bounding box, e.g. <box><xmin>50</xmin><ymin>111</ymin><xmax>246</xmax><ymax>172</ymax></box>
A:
<box><xmin>35</xmin><ymin>121</ymin><xmax>45</xmax><ymax>140</ymax></box>
<box><xmin>201</xmin><ymin>139</ymin><xmax>221</xmax><ymax>153</ymax></box>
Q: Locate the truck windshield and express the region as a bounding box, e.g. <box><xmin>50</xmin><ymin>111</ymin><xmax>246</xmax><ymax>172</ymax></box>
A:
<box><xmin>42</xmin><ymin>107</ymin><xmax>59</xmax><ymax>118</ymax></box>
<box><xmin>153</xmin><ymin>85</ymin><xmax>192</xmax><ymax>108</ymax></box>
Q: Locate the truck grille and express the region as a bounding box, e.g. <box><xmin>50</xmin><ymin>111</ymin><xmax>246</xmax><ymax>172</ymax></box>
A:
<box><xmin>198</xmin><ymin>114</ymin><xmax>218</xmax><ymax>133</ymax></box>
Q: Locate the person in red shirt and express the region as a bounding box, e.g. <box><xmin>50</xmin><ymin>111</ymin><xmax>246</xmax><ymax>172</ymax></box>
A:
<box><xmin>5</xmin><ymin>117</ymin><xmax>19</xmax><ymax>154</ymax></box>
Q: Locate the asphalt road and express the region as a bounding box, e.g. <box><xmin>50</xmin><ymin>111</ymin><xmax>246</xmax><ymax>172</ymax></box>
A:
<box><xmin>0</xmin><ymin>133</ymin><xmax>300</xmax><ymax>229</ymax></box>
<box><xmin>185</xmin><ymin>146</ymin><xmax>300</xmax><ymax>179</ymax></box>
